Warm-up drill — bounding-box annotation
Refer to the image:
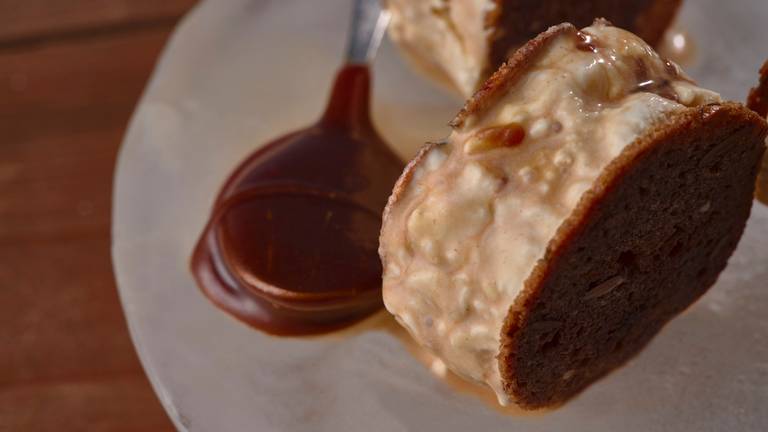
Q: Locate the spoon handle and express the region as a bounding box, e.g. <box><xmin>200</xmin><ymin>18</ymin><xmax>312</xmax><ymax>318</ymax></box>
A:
<box><xmin>345</xmin><ymin>0</ymin><xmax>391</xmax><ymax>64</ymax></box>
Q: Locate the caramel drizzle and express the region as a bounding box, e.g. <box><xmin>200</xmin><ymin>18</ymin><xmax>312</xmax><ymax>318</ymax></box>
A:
<box><xmin>575</xmin><ymin>30</ymin><xmax>682</xmax><ymax>103</ymax></box>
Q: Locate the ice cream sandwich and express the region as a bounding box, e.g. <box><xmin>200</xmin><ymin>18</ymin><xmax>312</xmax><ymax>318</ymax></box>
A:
<box><xmin>379</xmin><ymin>21</ymin><xmax>767</xmax><ymax>408</ymax></box>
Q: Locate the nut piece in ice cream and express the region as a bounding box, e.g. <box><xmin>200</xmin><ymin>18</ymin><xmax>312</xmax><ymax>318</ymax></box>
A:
<box><xmin>379</xmin><ymin>21</ymin><xmax>767</xmax><ymax>409</ymax></box>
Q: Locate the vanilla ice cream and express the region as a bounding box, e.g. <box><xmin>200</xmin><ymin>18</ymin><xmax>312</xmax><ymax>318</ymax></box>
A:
<box><xmin>386</xmin><ymin>0</ymin><xmax>494</xmax><ymax>96</ymax></box>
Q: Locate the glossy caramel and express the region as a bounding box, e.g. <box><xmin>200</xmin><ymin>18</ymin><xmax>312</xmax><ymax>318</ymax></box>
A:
<box><xmin>191</xmin><ymin>65</ymin><xmax>404</xmax><ymax>335</ymax></box>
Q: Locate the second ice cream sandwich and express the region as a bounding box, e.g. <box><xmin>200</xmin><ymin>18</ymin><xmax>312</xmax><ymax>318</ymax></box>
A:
<box><xmin>386</xmin><ymin>0</ymin><xmax>682</xmax><ymax>96</ymax></box>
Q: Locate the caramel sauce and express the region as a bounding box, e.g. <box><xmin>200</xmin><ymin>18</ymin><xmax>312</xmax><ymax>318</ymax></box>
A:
<box><xmin>575</xmin><ymin>31</ymin><xmax>598</xmax><ymax>53</ymax></box>
<box><xmin>480</xmin><ymin>123</ymin><xmax>526</xmax><ymax>148</ymax></box>
<box><xmin>634</xmin><ymin>78</ymin><xmax>679</xmax><ymax>102</ymax></box>
<box><xmin>191</xmin><ymin>65</ymin><xmax>404</xmax><ymax>335</ymax></box>
<box><xmin>575</xmin><ymin>31</ymin><xmax>683</xmax><ymax>103</ymax></box>
<box><xmin>658</xmin><ymin>28</ymin><xmax>696</xmax><ymax>67</ymax></box>
<box><xmin>632</xmin><ymin>56</ymin><xmax>680</xmax><ymax>103</ymax></box>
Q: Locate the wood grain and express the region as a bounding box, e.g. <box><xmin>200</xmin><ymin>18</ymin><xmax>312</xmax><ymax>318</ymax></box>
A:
<box><xmin>0</xmin><ymin>3</ymin><xmax>195</xmax><ymax>430</ymax></box>
<box><xmin>0</xmin><ymin>0</ymin><xmax>197</xmax><ymax>46</ymax></box>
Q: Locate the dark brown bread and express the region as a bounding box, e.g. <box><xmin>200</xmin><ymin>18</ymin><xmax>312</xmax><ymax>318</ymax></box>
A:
<box><xmin>500</xmin><ymin>103</ymin><xmax>767</xmax><ymax>408</ymax></box>
<box><xmin>485</xmin><ymin>0</ymin><xmax>682</xmax><ymax>80</ymax></box>
<box><xmin>747</xmin><ymin>60</ymin><xmax>768</xmax><ymax>117</ymax></box>
<box><xmin>746</xmin><ymin>60</ymin><xmax>768</xmax><ymax>206</ymax></box>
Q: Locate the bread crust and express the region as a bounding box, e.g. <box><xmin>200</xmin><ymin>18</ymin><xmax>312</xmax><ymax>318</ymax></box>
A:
<box><xmin>379</xmin><ymin>140</ymin><xmax>442</xmax><ymax>268</ymax></box>
<box><xmin>747</xmin><ymin>60</ymin><xmax>768</xmax><ymax>117</ymax></box>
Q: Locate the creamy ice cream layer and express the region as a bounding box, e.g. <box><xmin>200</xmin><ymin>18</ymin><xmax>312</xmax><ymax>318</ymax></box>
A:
<box><xmin>379</xmin><ymin>23</ymin><xmax>720</xmax><ymax>405</ymax></box>
<box><xmin>386</xmin><ymin>0</ymin><xmax>494</xmax><ymax>96</ymax></box>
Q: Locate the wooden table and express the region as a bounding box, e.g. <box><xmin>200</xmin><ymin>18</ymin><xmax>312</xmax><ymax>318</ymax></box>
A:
<box><xmin>0</xmin><ymin>2</ymin><xmax>198</xmax><ymax>430</ymax></box>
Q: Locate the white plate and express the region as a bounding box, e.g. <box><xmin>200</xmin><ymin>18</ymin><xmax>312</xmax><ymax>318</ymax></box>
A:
<box><xmin>113</xmin><ymin>0</ymin><xmax>768</xmax><ymax>430</ymax></box>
